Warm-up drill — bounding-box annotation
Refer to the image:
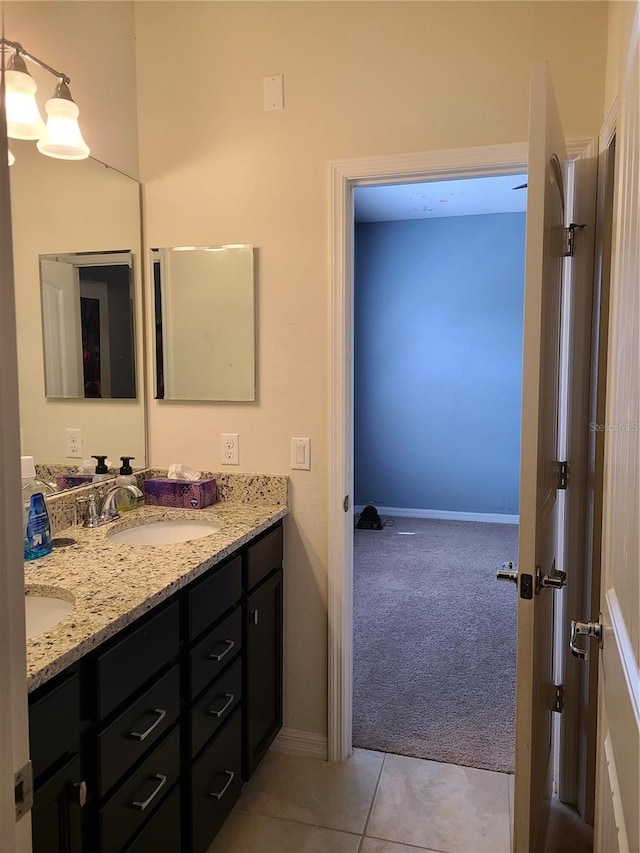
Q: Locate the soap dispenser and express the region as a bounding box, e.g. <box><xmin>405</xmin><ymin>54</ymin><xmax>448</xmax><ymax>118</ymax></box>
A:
<box><xmin>92</xmin><ymin>455</ymin><xmax>111</xmax><ymax>483</ymax></box>
<box><xmin>115</xmin><ymin>456</ymin><xmax>137</xmax><ymax>512</ymax></box>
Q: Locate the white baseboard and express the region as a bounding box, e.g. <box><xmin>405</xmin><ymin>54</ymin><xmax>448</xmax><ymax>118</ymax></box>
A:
<box><xmin>355</xmin><ymin>505</ymin><xmax>519</xmax><ymax>525</ymax></box>
<box><xmin>270</xmin><ymin>728</ymin><xmax>328</xmax><ymax>759</ymax></box>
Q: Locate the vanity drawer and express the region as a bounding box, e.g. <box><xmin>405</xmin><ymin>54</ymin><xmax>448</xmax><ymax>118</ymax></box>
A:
<box><xmin>191</xmin><ymin>658</ymin><xmax>241</xmax><ymax>759</ymax></box>
<box><xmin>190</xmin><ymin>606</ymin><xmax>242</xmax><ymax>700</ymax></box>
<box><xmin>98</xmin><ymin>664</ymin><xmax>180</xmax><ymax>796</ymax></box>
<box><xmin>190</xmin><ymin>708</ymin><xmax>242</xmax><ymax>853</ymax></box>
<box><xmin>246</xmin><ymin>524</ymin><xmax>283</xmax><ymax>591</ymax></box>
<box><xmin>96</xmin><ymin>602</ymin><xmax>179</xmax><ymax>720</ymax></box>
<box><xmin>189</xmin><ymin>555</ymin><xmax>241</xmax><ymax>640</ymax></box>
<box><xmin>124</xmin><ymin>785</ymin><xmax>181</xmax><ymax>853</ymax></box>
<box><xmin>29</xmin><ymin>670</ymin><xmax>80</xmax><ymax>781</ymax></box>
<box><xmin>99</xmin><ymin>726</ymin><xmax>180</xmax><ymax>853</ymax></box>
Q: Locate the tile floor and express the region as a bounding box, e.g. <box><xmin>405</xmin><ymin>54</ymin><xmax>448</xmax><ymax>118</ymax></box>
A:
<box><xmin>208</xmin><ymin>748</ymin><xmax>513</xmax><ymax>853</ymax></box>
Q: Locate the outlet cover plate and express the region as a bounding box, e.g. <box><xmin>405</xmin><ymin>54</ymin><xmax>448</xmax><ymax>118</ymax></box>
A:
<box><xmin>221</xmin><ymin>433</ymin><xmax>239</xmax><ymax>465</ymax></box>
<box><xmin>65</xmin><ymin>428</ymin><xmax>83</xmax><ymax>458</ymax></box>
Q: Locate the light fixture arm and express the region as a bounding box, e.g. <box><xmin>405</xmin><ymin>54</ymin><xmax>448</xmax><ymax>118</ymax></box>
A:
<box><xmin>1</xmin><ymin>38</ymin><xmax>70</xmax><ymax>85</ymax></box>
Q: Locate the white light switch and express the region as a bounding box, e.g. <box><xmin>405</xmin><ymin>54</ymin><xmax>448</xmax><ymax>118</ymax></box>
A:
<box><xmin>263</xmin><ymin>74</ymin><xmax>284</xmax><ymax>111</ymax></box>
<box><xmin>291</xmin><ymin>437</ymin><xmax>311</xmax><ymax>470</ymax></box>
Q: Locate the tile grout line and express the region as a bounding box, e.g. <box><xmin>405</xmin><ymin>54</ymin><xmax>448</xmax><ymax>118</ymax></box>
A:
<box><xmin>231</xmin><ymin>805</ymin><xmax>364</xmax><ymax>840</ymax></box>
<box><xmin>358</xmin><ymin>751</ymin><xmax>388</xmax><ymax>848</ymax></box>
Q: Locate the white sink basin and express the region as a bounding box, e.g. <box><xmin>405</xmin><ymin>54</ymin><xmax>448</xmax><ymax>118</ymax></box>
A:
<box><xmin>107</xmin><ymin>518</ymin><xmax>222</xmax><ymax>546</ymax></box>
<box><xmin>25</xmin><ymin>594</ymin><xmax>74</xmax><ymax>639</ymax></box>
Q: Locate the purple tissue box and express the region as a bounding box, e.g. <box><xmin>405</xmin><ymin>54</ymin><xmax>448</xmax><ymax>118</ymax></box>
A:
<box><xmin>143</xmin><ymin>477</ymin><xmax>217</xmax><ymax>509</ymax></box>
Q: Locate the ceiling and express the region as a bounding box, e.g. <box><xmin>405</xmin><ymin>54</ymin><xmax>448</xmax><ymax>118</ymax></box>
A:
<box><xmin>354</xmin><ymin>174</ymin><xmax>528</xmax><ymax>223</ymax></box>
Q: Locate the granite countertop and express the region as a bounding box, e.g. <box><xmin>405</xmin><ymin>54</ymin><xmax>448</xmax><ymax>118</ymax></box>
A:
<box><xmin>25</xmin><ymin>500</ymin><xmax>288</xmax><ymax>692</ymax></box>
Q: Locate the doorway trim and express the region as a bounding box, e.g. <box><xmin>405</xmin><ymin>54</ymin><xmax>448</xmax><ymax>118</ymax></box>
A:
<box><xmin>328</xmin><ymin>139</ymin><xmax>594</xmax><ymax>763</ymax></box>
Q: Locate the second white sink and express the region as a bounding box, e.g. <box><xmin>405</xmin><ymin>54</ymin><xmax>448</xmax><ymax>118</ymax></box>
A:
<box><xmin>107</xmin><ymin>518</ymin><xmax>222</xmax><ymax>546</ymax></box>
<box><xmin>25</xmin><ymin>594</ymin><xmax>74</xmax><ymax>639</ymax></box>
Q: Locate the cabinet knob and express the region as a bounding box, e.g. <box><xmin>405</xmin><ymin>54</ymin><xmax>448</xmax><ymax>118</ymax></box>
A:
<box><xmin>250</xmin><ymin>609</ymin><xmax>259</xmax><ymax>625</ymax></box>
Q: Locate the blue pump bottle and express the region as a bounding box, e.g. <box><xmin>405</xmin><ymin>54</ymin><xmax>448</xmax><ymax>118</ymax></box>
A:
<box><xmin>24</xmin><ymin>492</ymin><xmax>53</xmax><ymax>561</ymax></box>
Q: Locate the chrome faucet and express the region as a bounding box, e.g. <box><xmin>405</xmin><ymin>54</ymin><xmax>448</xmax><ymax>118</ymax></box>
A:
<box><xmin>99</xmin><ymin>484</ymin><xmax>143</xmax><ymax>522</ymax></box>
<box><xmin>78</xmin><ymin>484</ymin><xmax>143</xmax><ymax>528</ymax></box>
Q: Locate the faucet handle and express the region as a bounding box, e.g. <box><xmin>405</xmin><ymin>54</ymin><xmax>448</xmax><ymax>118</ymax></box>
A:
<box><xmin>77</xmin><ymin>494</ymin><xmax>100</xmax><ymax>528</ymax></box>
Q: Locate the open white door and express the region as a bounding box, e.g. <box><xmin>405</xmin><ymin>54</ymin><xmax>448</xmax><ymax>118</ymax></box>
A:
<box><xmin>508</xmin><ymin>62</ymin><xmax>568</xmax><ymax>852</ymax></box>
<box><xmin>40</xmin><ymin>258</ymin><xmax>83</xmax><ymax>398</ymax></box>
<box><xmin>589</xmin><ymin>9</ymin><xmax>639</xmax><ymax>851</ymax></box>
<box><xmin>0</xmin><ymin>70</ymin><xmax>33</xmax><ymax>851</ymax></box>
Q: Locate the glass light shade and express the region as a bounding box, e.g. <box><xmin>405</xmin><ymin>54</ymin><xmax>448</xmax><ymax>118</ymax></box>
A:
<box><xmin>8</xmin><ymin>148</ymin><xmax>15</xmax><ymax>166</ymax></box>
<box><xmin>5</xmin><ymin>69</ymin><xmax>46</xmax><ymax>140</ymax></box>
<box><xmin>36</xmin><ymin>97</ymin><xmax>90</xmax><ymax>160</ymax></box>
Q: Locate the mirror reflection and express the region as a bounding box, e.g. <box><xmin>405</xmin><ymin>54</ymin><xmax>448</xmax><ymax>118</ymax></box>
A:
<box><xmin>40</xmin><ymin>250</ymin><xmax>136</xmax><ymax>399</ymax></box>
<box><xmin>10</xmin><ymin>139</ymin><xmax>145</xmax><ymax>481</ymax></box>
<box><xmin>153</xmin><ymin>244</ymin><xmax>255</xmax><ymax>402</ymax></box>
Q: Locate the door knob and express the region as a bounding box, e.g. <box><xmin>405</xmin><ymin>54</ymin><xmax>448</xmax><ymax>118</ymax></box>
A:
<box><xmin>570</xmin><ymin>619</ymin><xmax>603</xmax><ymax>661</ymax></box>
<box><xmin>537</xmin><ymin>567</ymin><xmax>567</xmax><ymax>592</ymax></box>
<box><xmin>496</xmin><ymin>561</ymin><xmax>518</xmax><ymax>584</ymax></box>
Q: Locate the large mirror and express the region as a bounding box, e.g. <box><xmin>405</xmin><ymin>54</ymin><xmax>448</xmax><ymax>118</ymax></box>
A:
<box><xmin>152</xmin><ymin>244</ymin><xmax>255</xmax><ymax>401</ymax></box>
<box><xmin>10</xmin><ymin>139</ymin><xmax>145</xmax><ymax>481</ymax></box>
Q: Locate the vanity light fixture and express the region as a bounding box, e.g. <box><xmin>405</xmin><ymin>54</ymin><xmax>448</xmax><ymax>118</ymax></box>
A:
<box><xmin>1</xmin><ymin>38</ymin><xmax>89</xmax><ymax>163</ymax></box>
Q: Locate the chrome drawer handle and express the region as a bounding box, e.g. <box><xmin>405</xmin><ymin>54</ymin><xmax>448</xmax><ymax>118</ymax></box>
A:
<box><xmin>128</xmin><ymin>708</ymin><xmax>167</xmax><ymax>742</ymax></box>
<box><xmin>129</xmin><ymin>773</ymin><xmax>167</xmax><ymax>811</ymax></box>
<box><xmin>208</xmin><ymin>639</ymin><xmax>235</xmax><ymax>662</ymax></box>
<box><xmin>207</xmin><ymin>693</ymin><xmax>235</xmax><ymax>719</ymax></box>
<box><xmin>207</xmin><ymin>770</ymin><xmax>235</xmax><ymax>801</ymax></box>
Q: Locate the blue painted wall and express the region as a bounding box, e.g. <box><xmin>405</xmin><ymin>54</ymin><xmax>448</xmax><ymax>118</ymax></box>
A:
<box><xmin>354</xmin><ymin>213</ymin><xmax>525</xmax><ymax>514</ymax></box>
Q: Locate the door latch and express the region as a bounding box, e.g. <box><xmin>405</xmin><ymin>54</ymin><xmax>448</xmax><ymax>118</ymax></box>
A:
<box><xmin>570</xmin><ymin>618</ymin><xmax>603</xmax><ymax>661</ymax></box>
<box><xmin>14</xmin><ymin>761</ymin><xmax>33</xmax><ymax>821</ymax></box>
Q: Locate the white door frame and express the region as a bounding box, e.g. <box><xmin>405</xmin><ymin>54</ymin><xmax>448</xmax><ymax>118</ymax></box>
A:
<box><xmin>328</xmin><ymin>139</ymin><xmax>594</xmax><ymax>763</ymax></box>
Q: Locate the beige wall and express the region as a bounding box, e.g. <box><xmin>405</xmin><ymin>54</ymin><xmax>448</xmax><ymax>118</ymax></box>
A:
<box><xmin>135</xmin><ymin>1</ymin><xmax>608</xmax><ymax>738</ymax></box>
<box><xmin>604</xmin><ymin>0</ymin><xmax>639</xmax><ymax>114</ymax></box>
<box><xmin>4</xmin><ymin>1</ymin><xmax>139</xmax><ymax>177</ymax></box>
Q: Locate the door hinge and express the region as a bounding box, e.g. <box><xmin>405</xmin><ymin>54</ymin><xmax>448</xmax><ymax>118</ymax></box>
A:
<box><xmin>557</xmin><ymin>460</ymin><xmax>569</xmax><ymax>490</ymax></box>
<box><xmin>14</xmin><ymin>761</ymin><xmax>33</xmax><ymax>821</ymax></box>
<box><xmin>563</xmin><ymin>223</ymin><xmax>587</xmax><ymax>257</ymax></box>
<box><xmin>553</xmin><ymin>684</ymin><xmax>564</xmax><ymax>713</ymax></box>
<box><xmin>343</xmin><ymin>495</ymin><xmax>349</xmax><ymax>513</ymax></box>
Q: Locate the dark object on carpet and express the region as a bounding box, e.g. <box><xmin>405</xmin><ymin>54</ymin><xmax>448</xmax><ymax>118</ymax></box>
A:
<box><xmin>356</xmin><ymin>504</ymin><xmax>383</xmax><ymax>530</ymax></box>
<box><xmin>353</xmin><ymin>516</ymin><xmax>518</xmax><ymax>773</ymax></box>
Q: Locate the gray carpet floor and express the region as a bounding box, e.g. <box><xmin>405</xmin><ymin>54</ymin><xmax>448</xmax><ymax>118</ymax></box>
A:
<box><xmin>353</xmin><ymin>516</ymin><xmax>518</xmax><ymax>773</ymax></box>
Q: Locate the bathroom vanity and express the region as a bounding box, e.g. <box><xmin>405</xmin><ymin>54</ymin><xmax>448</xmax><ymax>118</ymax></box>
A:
<box><xmin>25</xmin><ymin>494</ymin><xmax>286</xmax><ymax>853</ymax></box>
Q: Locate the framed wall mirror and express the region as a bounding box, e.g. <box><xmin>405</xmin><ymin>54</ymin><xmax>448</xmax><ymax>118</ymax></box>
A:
<box><xmin>39</xmin><ymin>250</ymin><xmax>136</xmax><ymax>400</ymax></box>
<box><xmin>10</xmin><ymin>140</ymin><xmax>146</xmax><ymax>482</ymax></box>
<box><xmin>152</xmin><ymin>244</ymin><xmax>255</xmax><ymax>401</ymax></box>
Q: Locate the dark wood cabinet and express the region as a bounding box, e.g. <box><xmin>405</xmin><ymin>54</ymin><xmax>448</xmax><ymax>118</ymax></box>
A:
<box><xmin>31</xmin><ymin>754</ymin><xmax>84</xmax><ymax>853</ymax></box>
<box><xmin>245</xmin><ymin>568</ymin><xmax>283</xmax><ymax>778</ymax></box>
<box><xmin>29</xmin><ymin>520</ymin><xmax>283</xmax><ymax>853</ymax></box>
<box><xmin>29</xmin><ymin>669</ymin><xmax>86</xmax><ymax>853</ymax></box>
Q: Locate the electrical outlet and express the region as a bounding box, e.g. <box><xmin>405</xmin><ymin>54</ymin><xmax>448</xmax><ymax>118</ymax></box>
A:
<box><xmin>65</xmin><ymin>428</ymin><xmax>83</xmax><ymax>458</ymax></box>
<box><xmin>221</xmin><ymin>433</ymin><xmax>239</xmax><ymax>465</ymax></box>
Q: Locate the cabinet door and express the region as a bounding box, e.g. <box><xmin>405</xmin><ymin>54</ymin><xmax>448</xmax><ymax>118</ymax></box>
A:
<box><xmin>31</xmin><ymin>754</ymin><xmax>85</xmax><ymax>853</ymax></box>
<box><xmin>245</xmin><ymin>568</ymin><xmax>283</xmax><ymax>778</ymax></box>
